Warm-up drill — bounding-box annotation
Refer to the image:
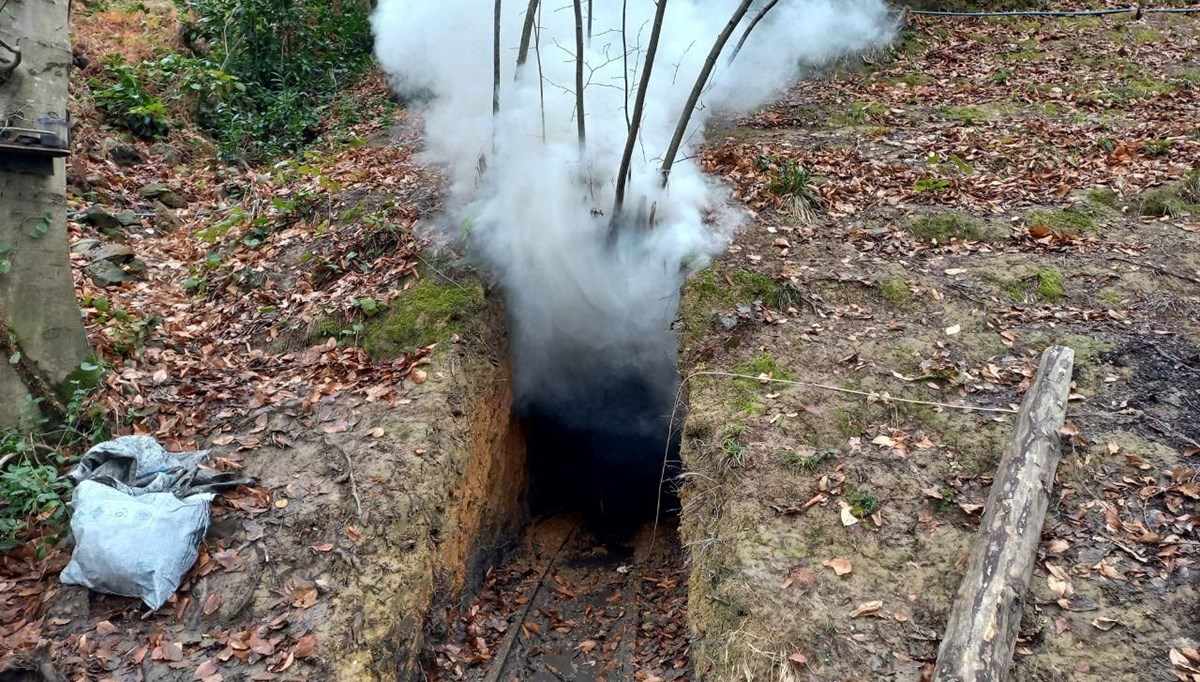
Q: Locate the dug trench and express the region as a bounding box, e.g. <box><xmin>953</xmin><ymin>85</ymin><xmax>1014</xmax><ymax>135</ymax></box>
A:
<box><xmin>421</xmin><ymin>298</ymin><xmax>693</xmax><ymax>682</ymax></box>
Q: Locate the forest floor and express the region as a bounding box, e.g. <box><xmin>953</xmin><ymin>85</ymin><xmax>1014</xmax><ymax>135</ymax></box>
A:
<box><xmin>679</xmin><ymin>9</ymin><xmax>1200</xmax><ymax>682</ymax></box>
<box><xmin>1</xmin><ymin>4</ymin><xmax>1199</xmax><ymax>682</ymax></box>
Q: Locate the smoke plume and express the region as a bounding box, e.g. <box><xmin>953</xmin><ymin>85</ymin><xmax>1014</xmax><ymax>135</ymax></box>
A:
<box><xmin>372</xmin><ymin>0</ymin><xmax>895</xmax><ymax>518</ymax></box>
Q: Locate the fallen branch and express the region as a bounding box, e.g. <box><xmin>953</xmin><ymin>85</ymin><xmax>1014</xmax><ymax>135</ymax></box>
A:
<box><xmin>1107</xmin><ymin>256</ymin><xmax>1200</xmax><ymax>286</ymax></box>
<box><xmin>933</xmin><ymin>345</ymin><xmax>1075</xmax><ymax>682</ymax></box>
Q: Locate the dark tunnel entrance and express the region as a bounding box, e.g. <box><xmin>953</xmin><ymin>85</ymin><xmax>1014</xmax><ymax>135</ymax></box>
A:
<box><xmin>516</xmin><ymin>370</ymin><xmax>683</xmax><ymax>533</ymax></box>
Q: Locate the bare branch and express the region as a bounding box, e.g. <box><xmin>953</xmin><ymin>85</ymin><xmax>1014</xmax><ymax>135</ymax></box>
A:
<box><xmin>728</xmin><ymin>0</ymin><xmax>781</xmax><ymax>63</ymax></box>
<box><xmin>612</xmin><ymin>0</ymin><xmax>668</xmax><ymax>224</ymax></box>
<box><xmin>660</xmin><ymin>0</ymin><xmax>754</xmax><ymax>187</ymax></box>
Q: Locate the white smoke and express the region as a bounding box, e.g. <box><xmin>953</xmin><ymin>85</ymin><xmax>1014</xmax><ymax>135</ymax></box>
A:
<box><xmin>372</xmin><ymin>0</ymin><xmax>896</xmax><ymax>408</ymax></box>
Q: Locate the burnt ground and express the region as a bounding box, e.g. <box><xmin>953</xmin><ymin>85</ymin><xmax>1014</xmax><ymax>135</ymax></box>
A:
<box><xmin>679</xmin><ymin>9</ymin><xmax>1200</xmax><ymax>682</ymax></box>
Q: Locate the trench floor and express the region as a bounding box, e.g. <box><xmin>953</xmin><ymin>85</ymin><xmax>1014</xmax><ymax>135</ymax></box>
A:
<box><xmin>427</xmin><ymin>517</ymin><xmax>690</xmax><ymax>682</ymax></box>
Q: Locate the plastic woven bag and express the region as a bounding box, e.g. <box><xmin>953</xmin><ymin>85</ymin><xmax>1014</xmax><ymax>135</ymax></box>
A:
<box><xmin>59</xmin><ymin>480</ymin><xmax>213</xmax><ymax>610</ymax></box>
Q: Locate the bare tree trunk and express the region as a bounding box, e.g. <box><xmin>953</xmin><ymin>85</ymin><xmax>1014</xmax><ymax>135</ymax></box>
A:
<box><xmin>493</xmin><ymin>0</ymin><xmax>502</xmax><ymax>115</ymax></box>
<box><xmin>0</xmin><ymin>0</ymin><xmax>90</xmax><ymax>428</ymax></box>
<box><xmin>659</xmin><ymin>0</ymin><xmax>754</xmax><ymax>187</ymax></box>
<box><xmin>621</xmin><ymin>0</ymin><xmax>630</xmax><ymax>129</ymax></box>
<box><xmin>611</xmin><ymin>0</ymin><xmax>669</xmax><ymax>223</ymax></box>
<box><xmin>573</xmin><ymin>0</ymin><xmax>586</xmax><ymax>146</ymax></box>
<box><xmin>516</xmin><ymin>0</ymin><xmax>540</xmax><ymax>70</ymax></box>
<box><xmin>728</xmin><ymin>0</ymin><xmax>781</xmax><ymax>63</ymax></box>
<box><xmin>933</xmin><ymin>346</ymin><xmax>1075</xmax><ymax>682</ymax></box>
<box><xmin>534</xmin><ymin>0</ymin><xmax>546</xmax><ymax>139</ymax></box>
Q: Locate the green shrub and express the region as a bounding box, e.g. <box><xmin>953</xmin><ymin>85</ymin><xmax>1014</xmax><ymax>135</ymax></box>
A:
<box><xmin>178</xmin><ymin>0</ymin><xmax>374</xmax><ymax>159</ymax></box>
<box><xmin>90</xmin><ymin>53</ymin><xmax>243</xmax><ymax>139</ymax></box>
<box><xmin>0</xmin><ymin>461</ymin><xmax>71</xmax><ymax>551</ymax></box>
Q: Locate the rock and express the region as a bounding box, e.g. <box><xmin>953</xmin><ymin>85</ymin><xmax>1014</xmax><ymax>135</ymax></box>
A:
<box><xmin>138</xmin><ymin>183</ymin><xmax>188</xmax><ymax>209</ymax></box>
<box><xmin>152</xmin><ymin>200</ymin><xmax>184</xmax><ymax>230</ymax></box>
<box><xmin>70</xmin><ymin>239</ymin><xmax>101</xmax><ymax>254</ymax></box>
<box><xmin>110</xmin><ymin>144</ymin><xmax>144</xmax><ymax>167</ymax></box>
<box><xmin>115</xmin><ymin>209</ymin><xmax>140</xmax><ymax>227</ymax></box>
<box><xmin>125</xmin><ymin>258</ymin><xmax>148</xmax><ymax>275</ymax></box>
<box><xmin>85</xmin><ymin>260</ymin><xmax>131</xmax><ymax>287</ymax></box>
<box><xmin>85</xmin><ymin>243</ymin><xmax>135</xmax><ymax>264</ymax></box>
<box><xmin>83</xmin><ymin>205</ymin><xmax>122</xmax><ymax>231</ymax></box>
<box><xmin>150</xmin><ymin>142</ymin><xmax>182</xmax><ymax>165</ymax></box>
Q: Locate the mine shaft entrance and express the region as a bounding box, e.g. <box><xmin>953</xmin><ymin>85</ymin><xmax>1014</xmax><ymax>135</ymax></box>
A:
<box><xmin>426</xmin><ymin>368</ymin><xmax>691</xmax><ymax>681</ymax></box>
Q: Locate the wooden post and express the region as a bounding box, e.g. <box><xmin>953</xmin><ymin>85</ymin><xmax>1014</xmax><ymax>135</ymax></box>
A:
<box><xmin>933</xmin><ymin>346</ymin><xmax>1075</xmax><ymax>682</ymax></box>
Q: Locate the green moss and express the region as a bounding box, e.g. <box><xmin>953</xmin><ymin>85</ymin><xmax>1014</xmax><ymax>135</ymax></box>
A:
<box><xmin>847</xmin><ymin>488</ymin><xmax>880</xmax><ymax>518</ymax></box>
<box><xmin>1033</xmin><ymin>269</ymin><xmax>1065</xmax><ymax>302</ymax></box>
<box><xmin>879</xmin><ymin>278</ymin><xmax>911</xmax><ymax>306</ymax></box>
<box><xmin>937</xmin><ymin>104</ymin><xmax>1013</xmax><ymax>124</ymax></box>
<box><xmin>733</xmin><ymin>353</ymin><xmax>792</xmax><ymax>381</ymax></box>
<box><xmin>729</xmin><ymin>353</ymin><xmax>792</xmax><ymax>415</ymax></box>
<box><xmin>1097</xmin><ymin>287</ymin><xmax>1125</xmax><ymax>307</ymax></box>
<box><xmin>1087</xmin><ymin>187</ymin><xmax>1121</xmax><ymax>210</ymax></box>
<box><xmin>363</xmin><ymin>278</ymin><xmax>483</xmax><ymax>358</ymax></box>
<box><xmin>998</xmin><ymin>268</ymin><xmax>1066</xmax><ymax>302</ymax></box>
<box><xmin>1139</xmin><ymin>172</ymin><xmax>1200</xmax><ymax>218</ymax></box>
<box><xmin>908</xmin><ymin>212</ymin><xmax>995</xmax><ymax>242</ymax></box>
<box><xmin>1027</xmin><ymin>208</ymin><xmax>1096</xmax><ymax>234</ymax></box>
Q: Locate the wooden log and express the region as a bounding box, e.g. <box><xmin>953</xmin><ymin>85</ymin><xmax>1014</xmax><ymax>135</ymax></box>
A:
<box><xmin>933</xmin><ymin>345</ymin><xmax>1075</xmax><ymax>682</ymax></box>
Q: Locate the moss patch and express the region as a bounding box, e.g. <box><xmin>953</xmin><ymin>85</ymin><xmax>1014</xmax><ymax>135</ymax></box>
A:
<box><xmin>999</xmin><ymin>268</ymin><xmax>1066</xmax><ymax>302</ymax></box>
<box><xmin>363</xmin><ymin>279</ymin><xmax>484</xmax><ymax>358</ymax></box>
<box><xmin>908</xmin><ymin>212</ymin><xmax>998</xmax><ymax>242</ymax></box>
<box><xmin>1087</xmin><ymin>187</ymin><xmax>1121</xmax><ymax>210</ymax></box>
<box><xmin>1027</xmin><ymin>208</ymin><xmax>1096</xmax><ymax>234</ymax></box>
<box><xmin>878</xmin><ymin>278</ymin><xmax>912</xmax><ymax>307</ymax></box>
<box><xmin>1139</xmin><ymin>172</ymin><xmax>1200</xmax><ymax>218</ymax></box>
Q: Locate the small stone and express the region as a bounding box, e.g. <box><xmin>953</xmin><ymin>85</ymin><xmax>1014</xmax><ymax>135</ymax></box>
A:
<box><xmin>85</xmin><ymin>243</ymin><xmax>135</xmax><ymax>264</ymax></box>
<box><xmin>70</xmin><ymin>239</ymin><xmax>100</xmax><ymax>254</ymax></box>
<box><xmin>124</xmin><ymin>258</ymin><xmax>148</xmax><ymax>275</ymax></box>
<box><xmin>110</xmin><ymin>144</ymin><xmax>144</xmax><ymax>167</ymax></box>
<box><xmin>137</xmin><ymin>183</ymin><xmax>187</xmax><ymax>207</ymax></box>
<box><xmin>85</xmin><ymin>260</ymin><xmax>130</xmax><ymax>287</ymax></box>
<box><xmin>83</xmin><ymin>205</ymin><xmax>121</xmax><ymax>231</ymax></box>
<box><xmin>153</xmin><ymin>201</ymin><xmax>184</xmax><ymax>230</ymax></box>
<box><xmin>114</xmin><ymin>209</ymin><xmax>140</xmax><ymax>227</ymax></box>
<box><xmin>149</xmin><ymin>142</ymin><xmax>182</xmax><ymax>165</ymax></box>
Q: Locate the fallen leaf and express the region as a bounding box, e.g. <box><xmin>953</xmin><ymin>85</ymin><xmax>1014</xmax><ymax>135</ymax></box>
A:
<box><xmin>194</xmin><ymin>660</ymin><xmax>219</xmax><ymax>679</ymax></box>
<box><xmin>1091</xmin><ymin>617</ymin><xmax>1119</xmax><ymax>631</ymax></box>
<box><xmin>822</xmin><ymin>558</ymin><xmax>853</xmax><ymax>576</ymax></box>
<box><xmin>203</xmin><ymin>592</ymin><xmax>223</xmax><ymax>616</ymax></box>
<box><xmin>850</xmin><ymin>600</ymin><xmax>883</xmax><ymax>618</ymax></box>
<box><xmin>293</xmin><ymin>634</ymin><xmax>317</xmax><ymax>659</ymax></box>
<box><xmin>788</xmin><ymin>652</ymin><xmax>808</xmax><ymax>666</ymax></box>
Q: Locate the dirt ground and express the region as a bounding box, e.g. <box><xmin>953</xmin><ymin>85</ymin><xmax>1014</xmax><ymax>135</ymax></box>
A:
<box><xmin>4</xmin><ymin>7</ymin><xmax>1200</xmax><ymax>682</ymax></box>
<box><xmin>678</xmin><ymin>10</ymin><xmax>1200</xmax><ymax>682</ymax></box>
